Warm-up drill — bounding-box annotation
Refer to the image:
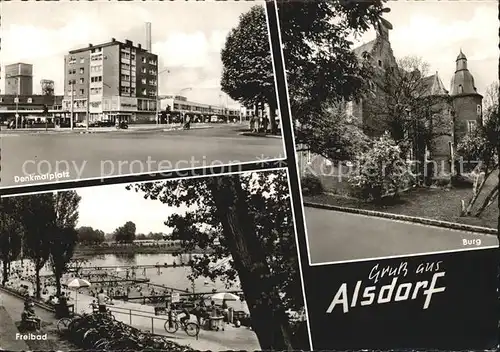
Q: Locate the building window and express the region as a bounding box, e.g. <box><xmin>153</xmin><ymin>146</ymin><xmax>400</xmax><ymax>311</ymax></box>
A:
<box><xmin>141</xmin><ymin>67</ymin><xmax>147</xmax><ymax>74</ymax></box>
<box><xmin>141</xmin><ymin>88</ymin><xmax>147</xmax><ymax>95</ymax></box>
<box><xmin>149</xmin><ymin>69</ymin><xmax>156</xmax><ymax>75</ymax></box>
<box><xmin>91</xmin><ymin>76</ymin><xmax>103</xmax><ymax>83</ymax></box>
<box><xmin>141</xmin><ymin>78</ymin><xmax>147</xmax><ymax>84</ymax></box>
<box><xmin>467</xmin><ymin>120</ymin><xmax>477</xmax><ymax>133</ymax></box>
<box><xmin>79</xmin><ymin>68</ymin><xmax>84</xmax><ymax>74</ymax></box>
<box><xmin>131</xmin><ymin>88</ymin><xmax>135</xmax><ymax>95</ymax></box>
<box><xmin>458</xmin><ymin>85</ymin><xmax>463</xmax><ymax>94</ymax></box>
<box><xmin>131</xmin><ymin>54</ymin><xmax>135</xmax><ymax>60</ymax></box>
<box><xmin>69</xmin><ymin>57</ymin><xmax>76</xmax><ymax>64</ymax></box>
<box><xmin>149</xmin><ymin>80</ymin><xmax>156</xmax><ymax>86</ymax></box>
<box><xmin>14</xmin><ymin>97</ymin><xmax>19</xmax><ymax>103</ymax></box>
<box><xmin>27</xmin><ymin>98</ymin><xmax>32</xmax><ymax>103</ymax></box>
<box><xmin>142</xmin><ymin>57</ymin><xmax>147</xmax><ymax>64</ymax></box>
<box><xmin>80</xmin><ymin>58</ymin><xmax>85</xmax><ymax>64</ymax></box>
<box><xmin>79</xmin><ymin>78</ymin><xmax>84</xmax><ymax>84</ymax></box>
<box><xmin>80</xmin><ymin>89</ymin><xmax>85</xmax><ymax>95</ymax></box>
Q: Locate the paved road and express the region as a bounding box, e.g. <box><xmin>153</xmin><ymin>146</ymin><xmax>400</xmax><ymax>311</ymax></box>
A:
<box><xmin>305</xmin><ymin>207</ymin><xmax>498</xmax><ymax>264</ymax></box>
<box><xmin>0</xmin><ymin>124</ymin><xmax>284</xmax><ymax>187</ymax></box>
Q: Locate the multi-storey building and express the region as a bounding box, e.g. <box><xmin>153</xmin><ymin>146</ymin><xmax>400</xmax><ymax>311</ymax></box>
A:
<box><xmin>160</xmin><ymin>95</ymin><xmax>241</xmax><ymax>122</ymax></box>
<box><xmin>5</xmin><ymin>63</ymin><xmax>33</xmax><ymax>96</ymax></box>
<box><xmin>62</xmin><ymin>38</ymin><xmax>158</xmax><ymax>124</ymax></box>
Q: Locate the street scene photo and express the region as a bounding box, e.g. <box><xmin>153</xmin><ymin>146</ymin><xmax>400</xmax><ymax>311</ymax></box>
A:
<box><xmin>278</xmin><ymin>1</ymin><xmax>499</xmax><ymax>264</ymax></box>
<box><xmin>0</xmin><ymin>169</ymin><xmax>309</xmax><ymax>351</ymax></box>
<box><xmin>0</xmin><ymin>1</ymin><xmax>284</xmax><ymax>188</ymax></box>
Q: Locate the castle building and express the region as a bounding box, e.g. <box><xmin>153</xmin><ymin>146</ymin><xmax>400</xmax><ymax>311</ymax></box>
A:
<box><xmin>346</xmin><ymin>18</ymin><xmax>483</xmax><ymax>176</ymax></box>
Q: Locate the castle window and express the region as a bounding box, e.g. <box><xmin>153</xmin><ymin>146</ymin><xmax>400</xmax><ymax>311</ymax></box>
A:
<box><xmin>378</xmin><ymin>60</ymin><xmax>382</xmax><ymax>67</ymax></box>
<box><xmin>458</xmin><ymin>85</ymin><xmax>463</xmax><ymax>94</ymax></box>
<box><xmin>467</xmin><ymin>120</ymin><xmax>477</xmax><ymax>133</ymax></box>
<box><xmin>476</xmin><ymin>104</ymin><xmax>482</xmax><ymax>116</ymax></box>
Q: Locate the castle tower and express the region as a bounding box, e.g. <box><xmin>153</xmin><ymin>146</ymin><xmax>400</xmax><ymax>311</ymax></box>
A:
<box><xmin>449</xmin><ymin>50</ymin><xmax>483</xmax><ymax>142</ymax></box>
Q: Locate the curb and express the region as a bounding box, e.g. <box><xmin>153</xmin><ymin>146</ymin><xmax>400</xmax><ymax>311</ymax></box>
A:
<box><xmin>162</xmin><ymin>126</ymin><xmax>213</xmax><ymax>132</ymax></box>
<box><xmin>303</xmin><ymin>201</ymin><xmax>499</xmax><ymax>236</ymax></box>
<box><xmin>238</xmin><ymin>132</ymin><xmax>282</xmax><ymax>139</ymax></box>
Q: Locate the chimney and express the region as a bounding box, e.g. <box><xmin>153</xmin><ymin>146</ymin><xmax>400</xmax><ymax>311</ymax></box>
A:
<box><xmin>138</xmin><ymin>44</ymin><xmax>142</xmax><ymax>49</ymax></box>
<box><xmin>89</xmin><ymin>43</ymin><xmax>93</xmax><ymax>47</ymax></box>
<box><xmin>111</xmin><ymin>38</ymin><xmax>116</xmax><ymax>42</ymax></box>
<box><xmin>145</xmin><ymin>22</ymin><xmax>152</xmax><ymax>52</ymax></box>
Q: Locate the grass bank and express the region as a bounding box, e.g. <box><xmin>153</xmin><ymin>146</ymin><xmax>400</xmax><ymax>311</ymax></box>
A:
<box><xmin>305</xmin><ymin>185</ymin><xmax>498</xmax><ymax>229</ymax></box>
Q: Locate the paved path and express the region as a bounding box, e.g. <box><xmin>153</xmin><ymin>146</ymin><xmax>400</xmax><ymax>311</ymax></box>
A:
<box><xmin>305</xmin><ymin>207</ymin><xmax>498</xmax><ymax>264</ymax></box>
<box><xmin>0</xmin><ymin>285</ymin><xmax>259</xmax><ymax>351</ymax></box>
<box><xmin>0</xmin><ymin>124</ymin><xmax>283</xmax><ymax>187</ymax></box>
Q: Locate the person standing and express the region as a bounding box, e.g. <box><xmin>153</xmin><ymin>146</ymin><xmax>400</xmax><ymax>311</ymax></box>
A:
<box><xmin>97</xmin><ymin>289</ymin><xmax>109</xmax><ymax>313</ymax></box>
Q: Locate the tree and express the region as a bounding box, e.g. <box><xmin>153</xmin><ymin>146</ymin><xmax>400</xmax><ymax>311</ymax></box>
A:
<box><xmin>17</xmin><ymin>193</ymin><xmax>55</xmax><ymax>299</ymax></box>
<box><xmin>456</xmin><ymin>89</ymin><xmax>499</xmax><ymax>217</ymax></box>
<box><xmin>50</xmin><ymin>191</ymin><xmax>81</xmax><ymax>297</ymax></box>
<box><xmin>77</xmin><ymin>227</ymin><xmax>105</xmax><ymax>245</ymax></box>
<box><xmin>278</xmin><ymin>0</ymin><xmax>388</xmax><ymax>154</ymax></box>
<box><xmin>0</xmin><ymin>198</ymin><xmax>23</xmax><ymax>285</ymax></box>
<box><xmin>348</xmin><ymin>132</ymin><xmax>414</xmax><ymax>202</ymax></box>
<box><xmin>221</xmin><ymin>5</ymin><xmax>278</xmax><ymax>134</ymax></box>
<box><xmin>127</xmin><ymin>171</ymin><xmax>304</xmax><ymax>350</ymax></box>
<box><xmin>296</xmin><ymin>103</ymin><xmax>370</xmax><ymax>162</ymax></box>
<box><xmin>364</xmin><ymin>56</ymin><xmax>453</xmax><ymax>176</ymax></box>
<box><xmin>114</xmin><ymin>221</ymin><xmax>137</xmax><ymax>243</ymax></box>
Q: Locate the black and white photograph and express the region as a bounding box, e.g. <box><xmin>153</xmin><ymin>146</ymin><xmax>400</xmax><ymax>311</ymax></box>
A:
<box><xmin>0</xmin><ymin>169</ymin><xmax>309</xmax><ymax>351</ymax></box>
<box><xmin>279</xmin><ymin>1</ymin><xmax>500</xmax><ymax>264</ymax></box>
<box><xmin>0</xmin><ymin>1</ymin><xmax>284</xmax><ymax>188</ymax></box>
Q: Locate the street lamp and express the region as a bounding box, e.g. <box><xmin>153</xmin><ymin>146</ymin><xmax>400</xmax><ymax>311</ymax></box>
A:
<box><xmin>156</xmin><ymin>68</ymin><xmax>170</xmax><ymax>125</ymax></box>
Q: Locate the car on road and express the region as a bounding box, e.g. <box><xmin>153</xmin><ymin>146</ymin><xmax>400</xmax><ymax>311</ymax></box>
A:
<box><xmin>75</xmin><ymin>122</ymin><xmax>88</xmax><ymax>128</ymax></box>
<box><xmin>95</xmin><ymin>120</ymin><xmax>115</xmax><ymax>127</ymax></box>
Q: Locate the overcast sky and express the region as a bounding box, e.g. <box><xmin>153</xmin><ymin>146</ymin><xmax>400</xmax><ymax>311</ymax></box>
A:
<box><xmin>353</xmin><ymin>1</ymin><xmax>498</xmax><ymax>96</ymax></box>
<box><xmin>75</xmin><ymin>182</ymin><xmax>183</xmax><ymax>234</ymax></box>
<box><xmin>1</xmin><ymin>1</ymin><xmax>267</xmax><ymax>108</ymax></box>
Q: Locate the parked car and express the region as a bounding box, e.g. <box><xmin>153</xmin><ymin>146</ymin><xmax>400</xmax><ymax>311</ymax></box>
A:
<box><xmin>96</xmin><ymin>120</ymin><xmax>114</xmax><ymax>127</ymax></box>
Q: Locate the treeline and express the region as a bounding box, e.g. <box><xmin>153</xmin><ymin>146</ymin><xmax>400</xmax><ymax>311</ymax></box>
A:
<box><xmin>0</xmin><ymin>192</ymin><xmax>81</xmax><ymax>299</ymax></box>
<box><xmin>77</xmin><ymin>221</ymin><xmax>169</xmax><ymax>245</ymax></box>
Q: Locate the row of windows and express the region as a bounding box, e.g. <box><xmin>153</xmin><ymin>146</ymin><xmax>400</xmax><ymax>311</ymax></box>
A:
<box><xmin>90</xmin><ymin>65</ymin><xmax>103</xmax><ymax>72</ymax></box>
<box><xmin>140</xmin><ymin>78</ymin><xmax>157</xmax><ymax>86</ymax></box>
<box><xmin>90</xmin><ymin>87</ymin><xmax>103</xmax><ymax>95</ymax></box>
<box><xmin>141</xmin><ymin>57</ymin><xmax>157</xmax><ymax>65</ymax></box>
<box><xmin>121</xmin><ymin>52</ymin><xmax>136</xmax><ymax>61</ymax></box>
<box><xmin>90</xmin><ymin>47</ymin><xmax>103</xmax><ymax>54</ymax></box>
<box><xmin>121</xmin><ymin>87</ymin><xmax>136</xmax><ymax>95</ymax></box>
<box><xmin>91</xmin><ymin>54</ymin><xmax>103</xmax><ymax>61</ymax></box>
<box><xmin>0</xmin><ymin>97</ymin><xmax>35</xmax><ymax>103</ymax></box>
<box><xmin>68</xmin><ymin>68</ymin><xmax>85</xmax><ymax>75</ymax></box>
<box><xmin>68</xmin><ymin>57</ymin><xmax>85</xmax><ymax>65</ymax></box>
<box><xmin>91</xmin><ymin>76</ymin><xmax>103</xmax><ymax>83</ymax></box>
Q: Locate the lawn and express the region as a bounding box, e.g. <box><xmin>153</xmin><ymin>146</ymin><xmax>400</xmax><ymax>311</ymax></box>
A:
<box><xmin>304</xmin><ymin>172</ymin><xmax>499</xmax><ymax>230</ymax></box>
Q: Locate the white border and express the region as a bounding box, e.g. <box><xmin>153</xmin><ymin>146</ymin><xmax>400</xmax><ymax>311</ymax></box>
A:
<box><xmin>271</xmin><ymin>2</ymin><xmax>313</xmax><ymax>350</ymax></box>
<box><xmin>0</xmin><ymin>0</ymin><xmax>287</xmax><ymax>190</ymax></box>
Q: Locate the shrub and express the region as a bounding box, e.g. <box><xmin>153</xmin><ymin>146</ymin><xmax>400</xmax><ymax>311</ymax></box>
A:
<box><xmin>433</xmin><ymin>176</ymin><xmax>452</xmax><ymax>188</ymax></box>
<box><xmin>348</xmin><ymin>132</ymin><xmax>414</xmax><ymax>202</ymax></box>
<box><xmin>451</xmin><ymin>174</ymin><xmax>474</xmax><ymax>188</ymax></box>
<box><xmin>301</xmin><ymin>174</ymin><xmax>324</xmax><ymax>196</ymax></box>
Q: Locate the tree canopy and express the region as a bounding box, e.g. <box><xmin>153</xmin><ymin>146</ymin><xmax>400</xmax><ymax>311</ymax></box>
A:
<box><xmin>114</xmin><ymin>221</ymin><xmax>137</xmax><ymax>243</ymax></box>
<box><xmin>127</xmin><ymin>170</ymin><xmax>305</xmax><ymax>349</ymax></box>
<box><xmin>220</xmin><ymin>5</ymin><xmax>278</xmax><ymax>133</ymax></box>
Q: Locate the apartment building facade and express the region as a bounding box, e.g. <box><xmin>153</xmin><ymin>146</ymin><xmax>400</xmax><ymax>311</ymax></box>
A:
<box><xmin>63</xmin><ymin>38</ymin><xmax>158</xmax><ymax>123</ymax></box>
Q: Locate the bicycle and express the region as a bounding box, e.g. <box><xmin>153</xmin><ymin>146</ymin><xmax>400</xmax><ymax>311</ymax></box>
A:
<box><xmin>164</xmin><ymin>317</ymin><xmax>199</xmax><ymax>337</ymax></box>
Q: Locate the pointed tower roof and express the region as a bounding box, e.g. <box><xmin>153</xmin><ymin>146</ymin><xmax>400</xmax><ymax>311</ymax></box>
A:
<box><xmin>456</xmin><ymin>49</ymin><xmax>466</xmax><ymax>61</ymax></box>
<box><xmin>430</xmin><ymin>72</ymin><xmax>449</xmax><ymax>95</ymax></box>
<box><xmin>450</xmin><ymin>50</ymin><xmax>480</xmax><ymax>96</ymax></box>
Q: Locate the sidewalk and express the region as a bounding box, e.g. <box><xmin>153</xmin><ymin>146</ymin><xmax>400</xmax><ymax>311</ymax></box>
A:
<box><xmin>0</xmin><ymin>284</ymin><xmax>260</xmax><ymax>351</ymax></box>
<box><xmin>0</xmin><ymin>123</ymin><xmax>214</xmax><ymax>135</ymax></box>
<box><xmin>0</xmin><ymin>306</ymin><xmax>28</xmax><ymax>351</ymax></box>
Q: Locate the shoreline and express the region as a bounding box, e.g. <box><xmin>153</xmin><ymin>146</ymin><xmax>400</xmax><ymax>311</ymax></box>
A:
<box><xmin>73</xmin><ymin>245</ymin><xmax>212</xmax><ymax>257</ymax></box>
